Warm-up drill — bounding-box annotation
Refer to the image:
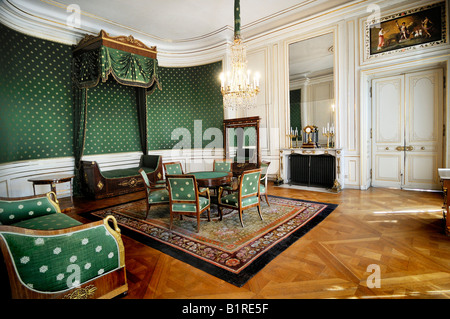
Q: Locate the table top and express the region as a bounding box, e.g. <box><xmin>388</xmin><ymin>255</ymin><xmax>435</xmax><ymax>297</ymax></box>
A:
<box><xmin>28</xmin><ymin>174</ymin><xmax>75</xmax><ymax>183</ymax></box>
<box><xmin>188</xmin><ymin>171</ymin><xmax>232</xmax><ymax>187</ymax></box>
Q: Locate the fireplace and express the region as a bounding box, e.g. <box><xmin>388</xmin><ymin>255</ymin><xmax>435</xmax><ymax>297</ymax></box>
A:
<box><xmin>289</xmin><ymin>153</ymin><xmax>336</xmax><ymax>188</ymax></box>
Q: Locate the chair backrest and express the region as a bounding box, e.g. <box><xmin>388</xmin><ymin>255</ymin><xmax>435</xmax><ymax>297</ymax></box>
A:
<box><xmin>239</xmin><ymin>169</ymin><xmax>261</xmax><ymax>198</ymax></box>
<box><xmin>164</xmin><ymin>162</ymin><xmax>183</xmax><ymax>175</ymax></box>
<box><xmin>166</xmin><ymin>174</ymin><xmax>197</xmax><ymax>203</ymax></box>
<box><xmin>213</xmin><ymin>159</ymin><xmax>232</xmax><ymax>172</ymax></box>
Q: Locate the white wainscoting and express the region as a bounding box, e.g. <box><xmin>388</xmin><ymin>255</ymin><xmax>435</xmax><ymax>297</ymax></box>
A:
<box><xmin>0</xmin><ymin>157</ymin><xmax>75</xmax><ymax>198</ymax></box>
<box><xmin>0</xmin><ymin>148</ymin><xmax>281</xmax><ymax>198</ymax></box>
<box><xmin>0</xmin><ymin>149</ymin><xmax>226</xmax><ymax>198</ymax></box>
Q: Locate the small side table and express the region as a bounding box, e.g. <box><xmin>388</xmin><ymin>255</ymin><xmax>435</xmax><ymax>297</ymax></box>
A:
<box><xmin>28</xmin><ymin>174</ymin><xmax>75</xmax><ymax>200</ymax></box>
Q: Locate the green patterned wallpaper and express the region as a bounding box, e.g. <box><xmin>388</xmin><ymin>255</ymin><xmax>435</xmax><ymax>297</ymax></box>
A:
<box><xmin>147</xmin><ymin>63</ymin><xmax>224</xmax><ymax>150</ymax></box>
<box><xmin>0</xmin><ymin>24</ymin><xmax>73</xmax><ymax>163</ymax></box>
<box><xmin>84</xmin><ymin>79</ymin><xmax>141</xmax><ymax>155</ymax></box>
<box><xmin>0</xmin><ymin>23</ymin><xmax>224</xmax><ymax>163</ymax></box>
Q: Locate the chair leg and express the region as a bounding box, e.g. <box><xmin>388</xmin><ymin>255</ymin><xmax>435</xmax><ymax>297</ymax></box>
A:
<box><xmin>196</xmin><ymin>213</ymin><xmax>201</xmax><ymax>233</ymax></box>
<box><xmin>145</xmin><ymin>206</ymin><xmax>150</xmax><ymax>219</ymax></box>
<box><xmin>257</xmin><ymin>204</ymin><xmax>263</xmax><ymax>221</ymax></box>
<box><xmin>207</xmin><ymin>208</ymin><xmax>211</xmax><ymax>222</ymax></box>
<box><xmin>169</xmin><ymin>212</ymin><xmax>174</xmax><ymax>230</ymax></box>
<box><xmin>218</xmin><ymin>206</ymin><xmax>223</xmax><ymax>221</ymax></box>
<box><xmin>264</xmin><ymin>194</ymin><xmax>270</xmax><ymax>207</ymax></box>
<box><xmin>239</xmin><ymin>209</ymin><xmax>244</xmax><ymax>227</ymax></box>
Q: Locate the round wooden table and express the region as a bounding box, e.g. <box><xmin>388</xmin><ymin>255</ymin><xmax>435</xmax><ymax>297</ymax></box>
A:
<box><xmin>28</xmin><ymin>174</ymin><xmax>75</xmax><ymax>197</ymax></box>
<box><xmin>188</xmin><ymin>171</ymin><xmax>233</xmax><ymax>188</ymax></box>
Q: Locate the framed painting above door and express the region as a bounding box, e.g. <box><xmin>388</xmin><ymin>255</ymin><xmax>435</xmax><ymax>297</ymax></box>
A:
<box><xmin>364</xmin><ymin>1</ymin><xmax>447</xmax><ymax>61</ymax></box>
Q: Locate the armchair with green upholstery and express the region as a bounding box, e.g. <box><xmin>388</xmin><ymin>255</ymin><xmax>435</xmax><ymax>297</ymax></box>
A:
<box><xmin>138</xmin><ymin>168</ymin><xmax>169</xmax><ymax>219</ymax></box>
<box><xmin>166</xmin><ymin>174</ymin><xmax>211</xmax><ymax>233</ymax></box>
<box><xmin>218</xmin><ymin>169</ymin><xmax>263</xmax><ymax>227</ymax></box>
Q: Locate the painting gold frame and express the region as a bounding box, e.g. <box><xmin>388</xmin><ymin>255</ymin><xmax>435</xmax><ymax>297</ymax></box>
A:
<box><xmin>364</xmin><ymin>1</ymin><xmax>447</xmax><ymax>61</ymax></box>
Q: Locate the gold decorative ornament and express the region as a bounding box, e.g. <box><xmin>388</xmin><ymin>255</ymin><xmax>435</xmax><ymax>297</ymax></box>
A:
<box><xmin>63</xmin><ymin>285</ymin><xmax>97</xmax><ymax>299</ymax></box>
<box><xmin>118</xmin><ymin>178</ymin><xmax>141</xmax><ymax>188</ymax></box>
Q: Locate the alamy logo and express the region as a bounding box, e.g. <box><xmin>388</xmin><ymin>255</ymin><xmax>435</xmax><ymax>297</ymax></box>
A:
<box><xmin>66</xmin><ymin>264</ymin><xmax>81</xmax><ymax>288</ymax></box>
<box><xmin>66</xmin><ymin>4</ymin><xmax>81</xmax><ymax>29</ymax></box>
<box><xmin>366</xmin><ymin>264</ymin><xmax>381</xmax><ymax>288</ymax></box>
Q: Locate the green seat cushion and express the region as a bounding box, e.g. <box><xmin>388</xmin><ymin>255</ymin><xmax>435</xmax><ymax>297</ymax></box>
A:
<box><xmin>220</xmin><ymin>193</ymin><xmax>259</xmax><ymax>208</ymax></box>
<box><xmin>172</xmin><ymin>196</ymin><xmax>209</xmax><ymax>212</ymax></box>
<box><xmin>0</xmin><ymin>223</ymin><xmax>120</xmax><ymax>293</ymax></box>
<box><xmin>11</xmin><ymin>213</ymin><xmax>82</xmax><ymax>230</ymax></box>
<box><xmin>148</xmin><ymin>189</ymin><xmax>169</xmax><ymax>204</ymax></box>
<box><xmin>100</xmin><ymin>167</ymin><xmax>155</xmax><ymax>179</ymax></box>
<box><xmin>0</xmin><ymin>196</ymin><xmax>59</xmax><ymax>225</ymax></box>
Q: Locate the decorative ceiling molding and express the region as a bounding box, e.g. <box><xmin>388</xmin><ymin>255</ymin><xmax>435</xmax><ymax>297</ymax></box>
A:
<box><xmin>0</xmin><ymin>0</ymin><xmax>351</xmax><ymax>48</ymax></box>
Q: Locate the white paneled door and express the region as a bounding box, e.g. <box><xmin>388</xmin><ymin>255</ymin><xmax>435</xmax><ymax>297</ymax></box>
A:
<box><xmin>372</xmin><ymin>68</ymin><xmax>443</xmax><ymax>190</ymax></box>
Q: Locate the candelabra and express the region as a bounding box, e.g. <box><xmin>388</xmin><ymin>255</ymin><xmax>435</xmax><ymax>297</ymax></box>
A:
<box><xmin>322</xmin><ymin>124</ymin><xmax>335</xmax><ymax>149</ymax></box>
<box><xmin>287</xmin><ymin>128</ymin><xmax>298</xmax><ymax>148</ymax></box>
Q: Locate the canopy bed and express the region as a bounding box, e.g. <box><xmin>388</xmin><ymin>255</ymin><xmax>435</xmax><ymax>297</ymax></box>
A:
<box><xmin>72</xmin><ymin>30</ymin><xmax>163</xmax><ymax>199</ymax></box>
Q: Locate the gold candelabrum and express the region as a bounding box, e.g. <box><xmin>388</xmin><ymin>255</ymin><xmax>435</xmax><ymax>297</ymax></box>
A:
<box><xmin>287</xmin><ymin>128</ymin><xmax>299</xmax><ymax>149</ymax></box>
<box><xmin>322</xmin><ymin>124</ymin><xmax>335</xmax><ymax>149</ymax></box>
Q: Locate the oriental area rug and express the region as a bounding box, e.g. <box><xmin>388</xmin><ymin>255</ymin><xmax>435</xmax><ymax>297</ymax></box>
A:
<box><xmin>89</xmin><ymin>195</ymin><xmax>337</xmax><ymax>287</ymax></box>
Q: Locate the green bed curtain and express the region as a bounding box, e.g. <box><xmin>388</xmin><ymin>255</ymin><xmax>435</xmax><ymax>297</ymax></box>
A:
<box><xmin>72</xmin><ymin>85</ymin><xmax>88</xmax><ymax>195</ymax></box>
<box><xmin>136</xmin><ymin>87</ymin><xmax>148</xmax><ymax>155</ymax></box>
<box><xmin>72</xmin><ymin>45</ymin><xmax>161</xmax><ymax>195</ymax></box>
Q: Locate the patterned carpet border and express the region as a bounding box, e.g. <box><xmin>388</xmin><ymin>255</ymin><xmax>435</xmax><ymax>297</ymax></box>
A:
<box><xmin>86</xmin><ymin>195</ymin><xmax>337</xmax><ymax>287</ymax></box>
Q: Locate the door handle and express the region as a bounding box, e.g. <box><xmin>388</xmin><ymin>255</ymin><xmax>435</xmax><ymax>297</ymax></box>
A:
<box><xmin>396</xmin><ymin>146</ymin><xmax>414</xmax><ymax>151</ymax></box>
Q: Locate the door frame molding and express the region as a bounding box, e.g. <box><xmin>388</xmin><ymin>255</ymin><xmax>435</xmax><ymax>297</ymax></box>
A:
<box><xmin>360</xmin><ymin>56</ymin><xmax>449</xmax><ymax>190</ymax></box>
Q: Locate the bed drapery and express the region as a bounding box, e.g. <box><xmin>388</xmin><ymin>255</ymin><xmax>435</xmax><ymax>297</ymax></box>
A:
<box><xmin>72</xmin><ymin>30</ymin><xmax>161</xmax><ymax>194</ymax></box>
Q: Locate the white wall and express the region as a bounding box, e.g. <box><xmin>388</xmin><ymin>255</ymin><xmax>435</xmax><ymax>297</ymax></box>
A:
<box><xmin>241</xmin><ymin>0</ymin><xmax>449</xmax><ymax>189</ymax></box>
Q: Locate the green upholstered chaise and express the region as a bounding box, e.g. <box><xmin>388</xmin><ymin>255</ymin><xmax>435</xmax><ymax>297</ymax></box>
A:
<box><xmin>0</xmin><ymin>192</ymin><xmax>128</xmax><ymax>299</ymax></box>
<box><xmin>81</xmin><ymin>154</ymin><xmax>164</xmax><ymax>199</ymax></box>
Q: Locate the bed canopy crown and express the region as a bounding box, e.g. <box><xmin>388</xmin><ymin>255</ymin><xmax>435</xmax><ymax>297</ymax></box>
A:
<box><xmin>72</xmin><ymin>29</ymin><xmax>161</xmax><ymax>93</ymax></box>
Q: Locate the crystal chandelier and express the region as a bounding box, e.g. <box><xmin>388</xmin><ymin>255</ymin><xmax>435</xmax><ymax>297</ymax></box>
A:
<box><xmin>220</xmin><ymin>0</ymin><xmax>260</xmax><ymax>110</ymax></box>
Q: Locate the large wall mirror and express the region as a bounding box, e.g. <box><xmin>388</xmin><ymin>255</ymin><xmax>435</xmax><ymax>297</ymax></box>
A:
<box><xmin>289</xmin><ymin>32</ymin><xmax>335</xmax><ymax>146</ymax></box>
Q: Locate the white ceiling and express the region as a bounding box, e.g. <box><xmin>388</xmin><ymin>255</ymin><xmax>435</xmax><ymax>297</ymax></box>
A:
<box><xmin>2</xmin><ymin>0</ymin><xmax>352</xmax><ymax>53</ymax></box>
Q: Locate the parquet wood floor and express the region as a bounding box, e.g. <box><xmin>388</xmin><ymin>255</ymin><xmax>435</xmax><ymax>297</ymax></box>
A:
<box><xmin>63</xmin><ymin>184</ymin><xmax>450</xmax><ymax>299</ymax></box>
